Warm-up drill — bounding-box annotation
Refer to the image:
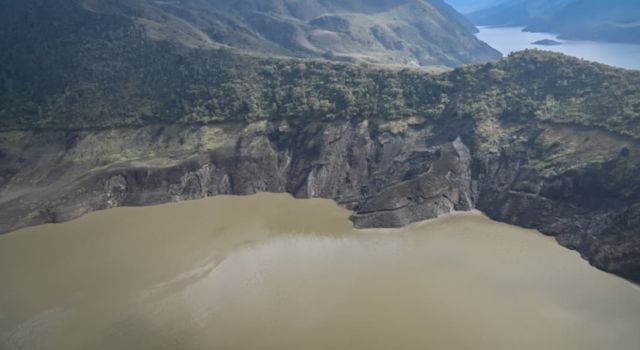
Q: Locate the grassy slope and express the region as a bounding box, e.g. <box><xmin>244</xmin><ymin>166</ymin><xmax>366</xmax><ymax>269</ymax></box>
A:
<box><xmin>171</xmin><ymin>0</ymin><xmax>500</xmax><ymax>65</ymax></box>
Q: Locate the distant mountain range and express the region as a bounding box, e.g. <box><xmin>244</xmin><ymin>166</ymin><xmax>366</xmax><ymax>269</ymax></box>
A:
<box><xmin>443</xmin><ymin>0</ymin><xmax>503</xmax><ymax>14</ymax></box>
<box><xmin>527</xmin><ymin>0</ymin><xmax>640</xmax><ymax>43</ymax></box>
<box><xmin>468</xmin><ymin>0</ymin><xmax>578</xmax><ymax>27</ymax></box>
<box><xmin>467</xmin><ymin>0</ymin><xmax>640</xmax><ymax>44</ymax></box>
<box><xmin>11</xmin><ymin>0</ymin><xmax>498</xmax><ymax>67</ymax></box>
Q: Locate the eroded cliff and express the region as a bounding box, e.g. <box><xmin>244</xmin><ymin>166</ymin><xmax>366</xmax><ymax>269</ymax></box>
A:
<box><xmin>1</xmin><ymin>116</ymin><xmax>639</xmax><ymax>282</ymax></box>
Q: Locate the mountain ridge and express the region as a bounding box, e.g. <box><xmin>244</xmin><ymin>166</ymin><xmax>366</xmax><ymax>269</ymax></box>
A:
<box><xmin>46</xmin><ymin>0</ymin><xmax>500</xmax><ymax>66</ymax></box>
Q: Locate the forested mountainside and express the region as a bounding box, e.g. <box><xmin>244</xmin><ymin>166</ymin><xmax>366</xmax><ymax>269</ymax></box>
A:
<box><xmin>1</xmin><ymin>1</ymin><xmax>638</xmax><ymax>136</ymax></box>
<box><xmin>469</xmin><ymin>0</ymin><xmax>640</xmax><ymax>44</ymax></box>
<box><xmin>0</xmin><ymin>0</ymin><xmax>499</xmax><ymax>70</ymax></box>
<box><xmin>3</xmin><ymin>21</ymin><xmax>640</xmax><ymax>140</ymax></box>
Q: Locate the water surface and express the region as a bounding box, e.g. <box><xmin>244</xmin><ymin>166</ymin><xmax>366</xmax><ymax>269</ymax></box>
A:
<box><xmin>476</xmin><ymin>26</ymin><xmax>640</xmax><ymax>70</ymax></box>
<box><xmin>1</xmin><ymin>193</ymin><xmax>639</xmax><ymax>350</ymax></box>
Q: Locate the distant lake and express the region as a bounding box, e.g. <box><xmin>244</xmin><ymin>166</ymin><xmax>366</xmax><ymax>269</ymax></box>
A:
<box><xmin>476</xmin><ymin>26</ymin><xmax>640</xmax><ymax>70</ymax></box>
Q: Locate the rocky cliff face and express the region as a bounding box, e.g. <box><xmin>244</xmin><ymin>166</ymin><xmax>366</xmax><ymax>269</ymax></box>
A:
<box><xmin>1</xmin><ymin>117</ymin><xmax>638</xmax><ymax>282</ymax></box>
<box><xmin>475</xmin><ymin>127</ymin><xmax>640</xmax><ymax>282</ymax></box>
<box><xmin>0</xmin><ymin>118</ymin><xmax>475</xmax><ymax>232</ymax></box>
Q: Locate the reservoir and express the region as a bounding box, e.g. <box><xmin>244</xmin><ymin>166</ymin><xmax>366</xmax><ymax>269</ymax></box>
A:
<box><xmin>476</xmin><ymin>26</ymin><xmax>640</xmax><ymax>70</ymax></box>
<box><xmin>1</xmin><ymin>193</ymin><xmax>639</xmax><ymax>350</ymax></box>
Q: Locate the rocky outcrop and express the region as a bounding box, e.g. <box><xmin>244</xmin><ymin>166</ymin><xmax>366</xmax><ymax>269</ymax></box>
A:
<box><xmin>474</xmin><ymin>124</ymin><xmax>640</xmax><ymax>282</ymax></box>
<box><xmin>0</xmin><ymin>119</ymin><xmax>476</xmax><ymax>232</ymax></box>
<box><xmin>350</xmin><ymin>137</ymin><xmax>474</xmax><ymax>228</ymax></box>
<box><xmin>0</xmin><ymin>118</ymin><xmax>639</xmax><ymax>282</ymax></box>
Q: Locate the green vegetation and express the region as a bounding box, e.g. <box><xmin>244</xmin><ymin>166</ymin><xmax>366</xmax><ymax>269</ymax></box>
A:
<box><xmin>2</xmin><ymin>41</ymin><xmax>639</xmax><ymax>138</ymax></box>
<box><xmin>1</xmin><ymin>1</ymin><xmax>639</xmax><ymax>138</ymax></box>
<box><xmin>450</xmin><ymin>50</ymin><xmax>640</xmax><ymax>138</ymax></box>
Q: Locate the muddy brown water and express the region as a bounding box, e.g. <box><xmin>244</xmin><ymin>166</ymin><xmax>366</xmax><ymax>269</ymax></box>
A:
<box><xmin>1</xmin><ymin>193</ymin><xmax>639</xmax><ymax>350</ymax></box>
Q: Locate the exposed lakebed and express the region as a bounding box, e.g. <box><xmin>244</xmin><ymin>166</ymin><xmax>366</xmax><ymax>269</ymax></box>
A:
<box><xmin>1</xmin><ymin>193</ymin><xmax>639</xmax><ymax>350</ymax></box>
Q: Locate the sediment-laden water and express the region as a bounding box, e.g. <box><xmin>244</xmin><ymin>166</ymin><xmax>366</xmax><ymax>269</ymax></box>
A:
<box><xmin>1</xmin><ymin>193</ymin><xmax>639</xmax><ymax>350</ymax></box>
